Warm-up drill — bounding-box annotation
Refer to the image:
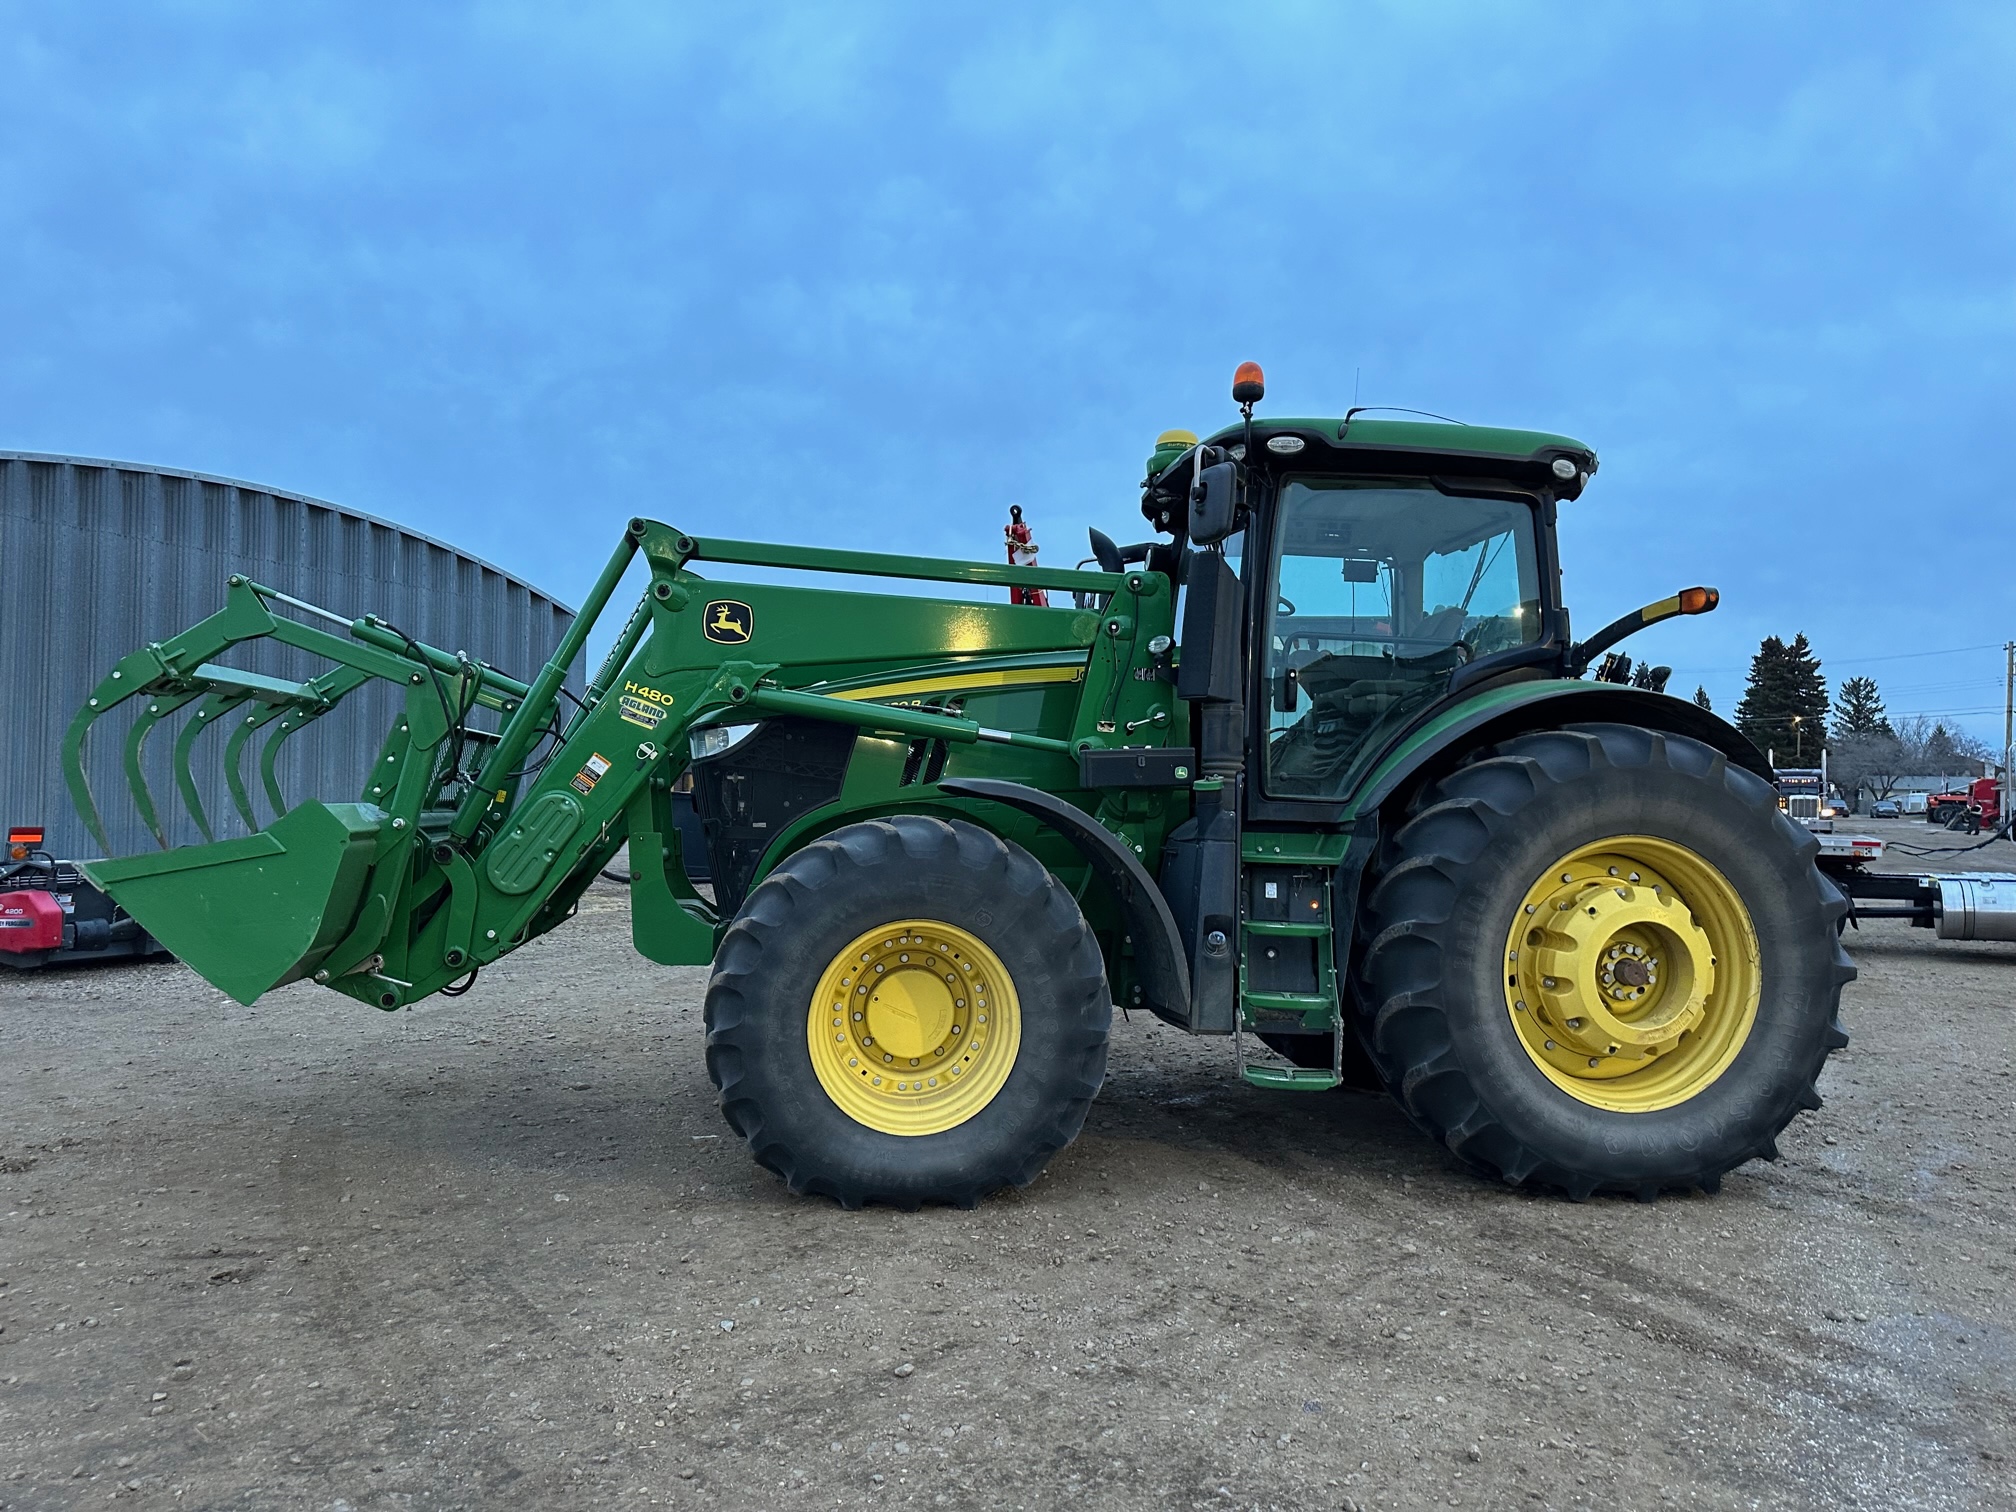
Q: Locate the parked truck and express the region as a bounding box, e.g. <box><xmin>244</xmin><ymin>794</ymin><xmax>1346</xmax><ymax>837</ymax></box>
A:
<box><xmin>1925</xmin><ymin>776</ymin><xmax>2002</xmax><ymax>833</ymax></box>
<box><xmin>0</xmin><ymin>826</ymin><xmax>162</xmax><ymax>969</ymax></box>
<box><xmin>60</xmin><ymin>365</ymin><xmax>1855</xmax><ymax>1206</ymax></box>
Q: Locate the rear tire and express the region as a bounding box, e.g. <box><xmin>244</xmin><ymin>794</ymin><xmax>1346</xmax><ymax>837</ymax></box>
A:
<box><xmin>704</xmin><ymin>816</ymin><xmax>1110</xmax><ymax>1208</ymax></box>
<box><xmin>1355</xmin><ymin>724</ymin><xmax>1853</xmax><ymax>1199</ymax></box>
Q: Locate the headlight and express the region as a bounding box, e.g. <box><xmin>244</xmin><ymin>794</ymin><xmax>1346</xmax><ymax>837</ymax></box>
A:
<box><xmin>690</xmin><ymin>723</ymin><xmax>758</xmax><ymax>761</ymax></box>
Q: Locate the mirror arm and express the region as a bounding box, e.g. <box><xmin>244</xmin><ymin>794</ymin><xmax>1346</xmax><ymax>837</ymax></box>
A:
<box><xmin>1566</xmin><ymin>587</ymin><xmax>1719</xmax><ymax>678</ymax></box>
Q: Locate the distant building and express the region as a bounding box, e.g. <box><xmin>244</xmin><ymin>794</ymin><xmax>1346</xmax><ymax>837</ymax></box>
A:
<box><xmin>2</xmin><ymin>451</ymin><xmax>577</xmax><ymax>861</ymax></box>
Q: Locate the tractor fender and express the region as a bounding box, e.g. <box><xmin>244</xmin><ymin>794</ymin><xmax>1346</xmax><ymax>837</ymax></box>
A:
<box><xmin>937</xmin><ymin>777</ymin><xmax>1191</xmax><ymax>1026</ymax></box>
<box><xmin>1358</xmin><ymin>681</ymin><xmax>1774</xmax><ymax>818</ymax></box>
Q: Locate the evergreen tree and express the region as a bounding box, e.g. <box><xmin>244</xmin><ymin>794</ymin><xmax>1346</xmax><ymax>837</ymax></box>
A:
<box><xmin>1735</xmin><ymin>634</ymin><xmax>1830</xmax><ymax>761</ymax></box>
<box><xmin>1832</xmin><ymin>675</ymin><xmax>1890</xmax><ymax>741</ymax></box>
<box><xmin>1734</xmin><ymin>638</ymin><xmax>1787</xmax><ymax>751</ymax></box>
<box><xmin>1693</xmin><ymin>686</ymin><xmax>1712</xmax><ymax>711</ymax></box>
<box><xmin>1784</xmin><ymin>634</ymin><xmax>1829</xmax><ymax>743</ymax></box>
<box><xmin>1630</xmin><ymin>662</ymin><xmax>1658</xmax><ymax>691</ymax></box>
<box><xmin>1925</xmin><ymin>724</ymin><xmax>1960</xmax><ymax>770</ymax></box>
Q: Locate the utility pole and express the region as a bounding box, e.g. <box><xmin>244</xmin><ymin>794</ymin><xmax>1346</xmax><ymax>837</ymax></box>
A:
<box><xmin>2004</xmin><ymin>640</ymin><xmax>2013</xmax><ymax>837</ymax></box>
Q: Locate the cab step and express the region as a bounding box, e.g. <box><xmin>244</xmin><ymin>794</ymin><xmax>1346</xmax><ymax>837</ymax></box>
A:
<box><xmin>1241</xmin><ymin>988</ymin><xmax>1333</xmax><ymax>1013</ymax></box>
<box><xmin>1235</xmin><ymin>863</ymin><xmax>1344</xmax><ymax>1091</ymax></box>
<box><xmin>1240</xmin><ymin>1062</ymin><xmax>1343</xmax><ymax>1092</ymax></box>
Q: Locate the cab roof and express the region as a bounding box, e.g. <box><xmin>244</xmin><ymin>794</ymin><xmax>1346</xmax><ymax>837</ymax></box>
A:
<box><xmin>1186</xmin><ymin>415</ymin><xmax>1599</xmax><ymax>499</ymax></box>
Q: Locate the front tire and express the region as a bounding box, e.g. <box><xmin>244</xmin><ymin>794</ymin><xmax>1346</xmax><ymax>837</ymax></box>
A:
<box><xmin>704</xmin><ymin>816</ymin><xmax>1110</xmax><ymax>1208</ymax></box>
<box><xmin>1355</xmin><ymin>724</ymin><xmax>1853</xmax><ymax>1199</ymax></box>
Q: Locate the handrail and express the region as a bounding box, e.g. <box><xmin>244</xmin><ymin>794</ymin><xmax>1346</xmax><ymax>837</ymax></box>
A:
<box><xmin>683</xmin><ymin>534</ymin><xmax>1127</xmax><ymax>595</ymax></box>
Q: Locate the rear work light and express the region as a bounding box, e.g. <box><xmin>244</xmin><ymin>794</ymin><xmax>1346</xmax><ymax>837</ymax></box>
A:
<box><xmin>7</xmin><ymin>826</ymin><xmax>44</xmax><ymax>861</ymax></box>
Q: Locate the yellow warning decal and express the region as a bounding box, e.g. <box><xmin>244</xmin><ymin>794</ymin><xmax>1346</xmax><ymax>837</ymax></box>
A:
<box><xmin>569</xmin><ymin>752</ymin><xmax>612</xmax><ymax>796</ymax></box>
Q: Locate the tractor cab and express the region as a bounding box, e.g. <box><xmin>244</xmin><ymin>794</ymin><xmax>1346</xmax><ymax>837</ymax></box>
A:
<box><xmin>1131</xmin><ymin>368</ymin><xmax>1752</xmax><ymax>1101</ymax></box>
<box><xmin>1141</xmin><ymin>391</ymin><xmax>1598</xmax><ymax>826</ymax></box>
<box><xmin>1128</xmin><ymin>402</ymin><xmax>1592</xmax><ymax>1055</ymax></box>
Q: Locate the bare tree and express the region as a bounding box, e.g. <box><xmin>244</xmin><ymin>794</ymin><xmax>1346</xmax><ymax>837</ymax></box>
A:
<box><xmin>1840</xmin><ymin>716</ymin><xmax>1999</xmax><ymax>804</ymax></box>
<box><xmin>1894</xmin><ymin>714</ymin><xmax>1992</xmax><ymax>773</ymax></box>
<box><xmin>1831</xmin><ymin>731</ymin><xmax>1908</xmax><ymax>803</ymax></box>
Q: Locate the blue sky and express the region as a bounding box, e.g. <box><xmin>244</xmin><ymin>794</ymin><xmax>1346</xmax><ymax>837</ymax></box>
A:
<box><xmin>3</xmin><ymin>3</ymin><xmax>2012</xmax><ymax>742</ymax></box>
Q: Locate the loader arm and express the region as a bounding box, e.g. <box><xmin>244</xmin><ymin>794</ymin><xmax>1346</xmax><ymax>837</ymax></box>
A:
<box><xmin>68</xmin><ymin>517</ymin><xmax>1147</xmax><ymax>1011</ymax></box>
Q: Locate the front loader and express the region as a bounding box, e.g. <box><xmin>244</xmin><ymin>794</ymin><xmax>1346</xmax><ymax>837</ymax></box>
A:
<box><xmin>66</xmin><ymin>363</ymin><xmax>1853</xmax><ymax>1206</ymax></box>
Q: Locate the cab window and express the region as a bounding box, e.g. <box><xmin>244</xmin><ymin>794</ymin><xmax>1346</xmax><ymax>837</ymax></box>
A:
<box><xmin>1263</xmin><ymin>478</ymin><xmax>1542</xmax><ymax>800</ymax></box>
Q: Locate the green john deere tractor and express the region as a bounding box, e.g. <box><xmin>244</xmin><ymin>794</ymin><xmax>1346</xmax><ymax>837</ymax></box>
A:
<box><xmin>65</xmin><ymin>363</ymin><xmax>1852</xmax><ymax>1206</ymax></box>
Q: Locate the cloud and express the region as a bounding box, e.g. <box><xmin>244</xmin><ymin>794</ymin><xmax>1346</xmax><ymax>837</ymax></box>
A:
<box><xmin>0</xmin><ymin>2</ymin><xmax>2010</xmax><ymax>734</ymax></box>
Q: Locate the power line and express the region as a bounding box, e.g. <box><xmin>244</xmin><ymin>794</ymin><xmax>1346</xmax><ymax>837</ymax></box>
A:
<box><xmin>1877</xmin><ymin>679</ymin><xmax>2006</xmax><ymax>697</ymax></box>
<box><xmin>1887</xmin><ymin>706</ymin><xmax>2008</xmax><ymax>719</ymax></box>
<box><xmin>1671</xmin><ymin>642</ymin><xmax>2007</xmax><ymax>677</ymax></box>
<box><xmin>1827</xmin><ymin>642</ymin><xmax>2006</xmax><ymax>666</ymax></box>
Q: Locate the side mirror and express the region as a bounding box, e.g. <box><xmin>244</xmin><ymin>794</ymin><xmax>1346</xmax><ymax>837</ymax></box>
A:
<box><xmin>1275</xmin><ymin>666</ymin><xmax>1300</xmax><ymax>713</ymax></box>
<box><xmin>1189</xmin><ymin>460</ymin><xmax>1239</xmax><ymax>545</ymax></box>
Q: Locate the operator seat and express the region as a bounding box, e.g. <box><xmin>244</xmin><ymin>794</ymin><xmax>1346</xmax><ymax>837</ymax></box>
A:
<box><xmin>1406</xmin><ymin>605</ymin><xmax>1469</xmax><ymax>652</ymax></box>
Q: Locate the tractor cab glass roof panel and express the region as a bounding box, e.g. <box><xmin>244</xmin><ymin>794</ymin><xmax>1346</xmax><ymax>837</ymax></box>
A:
<box><xmin>1263</xmin><ymin>477</ymin><xmax>1544</xmax><ymax>801</ymax></box>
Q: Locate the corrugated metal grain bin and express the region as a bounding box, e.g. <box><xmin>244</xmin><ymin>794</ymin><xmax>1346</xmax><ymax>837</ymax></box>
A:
<box><xmin>1</xmin><ymin>452</ymin><xmax>578</xmax><ymax>862</ymax></box>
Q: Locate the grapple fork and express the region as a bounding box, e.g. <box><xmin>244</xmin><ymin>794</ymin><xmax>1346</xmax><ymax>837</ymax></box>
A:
<box><xmin>62</xmin><ymin>576</ymin><xmax>529</xmax><ymax>1002</ymax></box>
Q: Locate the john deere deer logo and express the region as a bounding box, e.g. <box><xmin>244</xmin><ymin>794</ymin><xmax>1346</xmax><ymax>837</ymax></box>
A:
<box><xmin>703</xmin><ymin>599</ymin><xmax>753</xmax><ymax>644</ymax></box>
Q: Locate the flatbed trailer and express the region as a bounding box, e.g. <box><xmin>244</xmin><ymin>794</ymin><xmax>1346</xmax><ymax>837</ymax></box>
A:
<box><xmin>1807</xmin><ymin>825</ymin><xmax>2016</xmax><ymax>944</ymax></box>
<box><xmin>1837</xmin><ymin>871</ymin><xmax>2016</xmax><ymax>941</ymax></box>
<box><xmin>1811</xmin><ymin>831</ymin><xmax>2016</xmax><ymax>943</ymax></box>
<box><xmin>1811</xmin><ymin>831</ymin><xmax>1886</xmax><ymax>868</ymax></box>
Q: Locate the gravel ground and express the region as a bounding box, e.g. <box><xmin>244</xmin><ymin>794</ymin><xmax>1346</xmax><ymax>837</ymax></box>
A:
<box><xmin>2</xmin><ymin>817</ymin><xmax>2013</xmax><ymax>1511</ymax></box>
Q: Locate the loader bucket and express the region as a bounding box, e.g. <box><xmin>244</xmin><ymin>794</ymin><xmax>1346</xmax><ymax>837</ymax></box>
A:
<box><xmin>81</xmin><ymin>801</ymin><xmax>386</xmax><ymax>1006</ymax></box>
<box><xmin>59</xmin><ymin>574</ymin><xmax>544</xmax><ymax>1005</ymax></box>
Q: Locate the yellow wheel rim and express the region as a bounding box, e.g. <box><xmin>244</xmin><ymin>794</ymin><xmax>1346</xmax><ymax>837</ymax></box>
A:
<box><xmin>807</xmin><ymin>919</ymin><xmax>1022</xmax><ymax>1136</ymax></box>
<box><xmin>1503</xmin><ymin>835</ymin><xmax>1761</xmax><ymax>1113</ymax></box>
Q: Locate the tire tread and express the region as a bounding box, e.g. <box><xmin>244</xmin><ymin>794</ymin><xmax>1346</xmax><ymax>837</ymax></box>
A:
<box><xmin>1355</xmin><ymin>723</ymin><xmax>1853</xmax><ymax>1199</ymax></box>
